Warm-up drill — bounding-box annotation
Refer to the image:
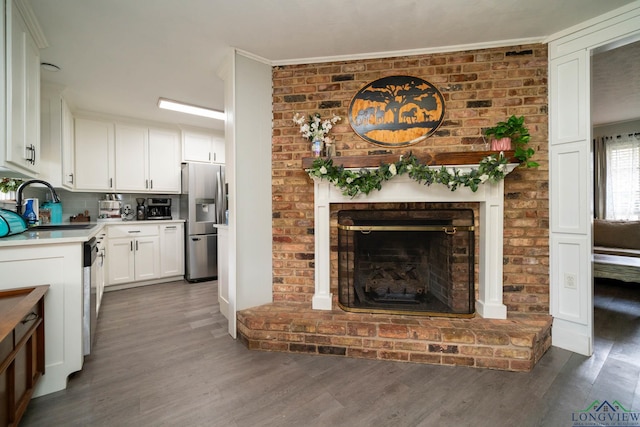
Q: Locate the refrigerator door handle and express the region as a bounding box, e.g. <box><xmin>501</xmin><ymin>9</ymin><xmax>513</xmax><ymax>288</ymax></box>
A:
<box><xmin>216</xmin><ymin>170</ymin><xmax>223</xmax><ymax>224</ymax></box>
<box><xmin>192</xmin><ymin>237</ymin><xmax>201</xmax><ymax>241</ymax></box>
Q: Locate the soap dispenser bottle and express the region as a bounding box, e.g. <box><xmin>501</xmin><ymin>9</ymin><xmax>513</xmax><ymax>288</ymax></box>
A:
<box><xmin>23</xmin><ymin>198</ymin><xmax>38</xmax><ymax>226</ymax></box>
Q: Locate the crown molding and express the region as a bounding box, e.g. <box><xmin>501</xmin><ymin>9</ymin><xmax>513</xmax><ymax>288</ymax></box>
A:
<box><xmin>544</xmin><ymin>0</ymin><xmax>640</xmax><ymax>44</ymax></box>
<box><xmin>14</xmin><ymin>0</ymin><xmax>48</xmax><ymax>49</ymax></box>
<box><xmin>271</xmin><ymin>37</ymin><xmax>545</xmax><ymax>66</ymax></box>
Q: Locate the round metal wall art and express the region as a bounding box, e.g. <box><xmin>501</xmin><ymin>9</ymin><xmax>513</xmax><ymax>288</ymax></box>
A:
<box><xmin>348</xmin><ymin>75</ymin><xmax>446</xmax><ymax>148</ymax></box>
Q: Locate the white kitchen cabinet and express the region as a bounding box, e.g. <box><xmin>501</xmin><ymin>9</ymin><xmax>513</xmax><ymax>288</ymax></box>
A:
<box><xmin>61</xmin><ymin>98</ymin><xmax>74</xmax><ymax>188</ymax></box>
<box><xmin>147</xmin><ymin>128</ymin><xmax>181</xmax><ymax>193</ymax></box>
<box><xmin>159</xmin><ymin>222</ymin><xmax>184</xmax><ymax>277</ymax></box>
<box><xmin>108</xmin><ymin>122</ymin><xmax>181</xmax><ymax>193</ymax></box>
<box><xmin>2</xmin><ymin>0</ymin><xmax>41</xmax><ymax>176</ymax></box>
<box><xmin>74</xmin><ymin>117</ymin><xmax>115</xmax><ymax>191</ymax></box>
<box><xmin>183</xmin><ymin>130</ymin><xmax>225</xmax><ymax>164</ymax></box>
<box><xmin>0</xmin><ymin>243</ymin><xmax>83</xmax><ymax>397</ymax></box>
<box><xmin>40</xmin><ymin>84</ymin><xmax>74</xmax><ymax>188</ymax></box>
<box><xmin>115</xmin><ymin>123</ymin><xmax>148</xmax><ymax>192</ymax></box>
<box><xmin>106</xmin><ymin>224</ymin><xmax>159</xmax><ymax>286</ymax></box>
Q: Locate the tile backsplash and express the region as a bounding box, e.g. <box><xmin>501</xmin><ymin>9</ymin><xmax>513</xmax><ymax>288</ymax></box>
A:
<box><xmin>1</xmin><ymin>188</ymin><xmax>180</xmax><ymax>222</ymax></box>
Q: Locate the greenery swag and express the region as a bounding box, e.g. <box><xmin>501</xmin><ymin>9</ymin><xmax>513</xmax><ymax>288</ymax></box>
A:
<box><xmin>307</xmin><ymin>152</ymin><xmax>511</xmax><ymax>197</ymax></box>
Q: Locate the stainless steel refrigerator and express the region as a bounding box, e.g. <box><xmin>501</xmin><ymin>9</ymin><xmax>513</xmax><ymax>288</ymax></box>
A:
<box><xmin>180</xmin><ymin>163</ymin><xmax>226</xmax><ymax>281</ymax></box>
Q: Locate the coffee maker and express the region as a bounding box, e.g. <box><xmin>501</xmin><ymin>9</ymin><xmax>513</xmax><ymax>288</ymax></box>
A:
<box><xmin>146</xmin><ymin>198</ymin><xmax>172</xmax><ymax>220</ymax></box>
<box><xmin>136</xmin><ymin>198</ymin><xmax>146</xmax><ymax>220</ymax></box>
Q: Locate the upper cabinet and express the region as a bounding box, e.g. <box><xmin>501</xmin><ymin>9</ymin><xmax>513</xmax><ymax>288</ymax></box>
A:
<box><xmin>73</xmin><ymin>116</ymin><xmax>180</xmax><ymax>193</ymax></box>
<box><xmin>114</xmin><ymin>123</ymin><xmax>181</xmax><ymax>193</ymax></box>
<box><xmin>183</xmin><ymin>129</ymin><xmax>225</xmax><ymax>164</ymax></box>
<box><xmin>40</xmin><ymin>83</ymin><xmax>74</xmax><ymax>188</ymax></box>
<box><xmin>74</xmin><ymin>117</ymin><xmax>116</xmax><ymax>191</ymax></box>
<box><xmin>147</xmin><ymin>128</ymin><xmax>181</xmax><ymax>193</ymax></box>
<box><xmin>114</xmin><ymin>123</ymin><xmax>148</xmax><ymax>192</ymax></box>
<box><xmin>1</xmin><ymin>0</ymin><xmax>42</xmax><ymax>176</ymax></box>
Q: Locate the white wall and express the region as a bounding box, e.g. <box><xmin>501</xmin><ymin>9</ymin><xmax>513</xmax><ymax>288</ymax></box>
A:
<box><xmin>219</xmin><ymin>50</ymin><xmax>273</xmax><ymax>337</ymax></box>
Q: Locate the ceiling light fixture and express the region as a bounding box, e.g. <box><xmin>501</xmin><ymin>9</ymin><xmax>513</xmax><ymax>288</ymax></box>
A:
<box><xmin>157</xmin><ymin>97</ymin><xmax>225</xmax><ymax>120</ymax></box>
<box><xmin>41</xmin><ymin>62</ymin><xmax>61</xmax><ymax>72</ymax></box>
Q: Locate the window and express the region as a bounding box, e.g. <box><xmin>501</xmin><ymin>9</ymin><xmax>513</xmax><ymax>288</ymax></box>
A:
<box><xmin>605</xmin><ymin>134</ymin><xmax>640</xmax><ymax>220</ymax></box>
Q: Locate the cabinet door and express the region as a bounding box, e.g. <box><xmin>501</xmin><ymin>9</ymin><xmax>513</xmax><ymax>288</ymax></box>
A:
<box><xmin>115</xmin><ymin>124</ymin><xmax>148</xmax><ymax>192</ymax></box>
<box><xmin>183</xmin><ymin>131</ymin><xmax>213</xmax><ymax>163</ymax></box>
<box><xmin>74</xmin><ymin>118</ymin><xmax>115</xmax><ymax>191</ymax></box>
<box><xmin>6</xmin><ymin>0</ymin><xmax>40</xmax><ymax>175</ymax></box>
<box><xmin>148</xmin><ymin>128</ymin><xmax>181</xmax><ymax>193</ymax></box>
<box><xmin>134</xmin><ymin>236</ymin><xmax>159</xmax><ymax>281</ymax></box>
<box><xmin>61</xmin><ymin>99</ymin><xmax>75</xmax><ymax>189</ymax></box>
<box><xmin>211</xmin><ymin>134</ymin><xmax>225</xmax><ymax>164</ymax></box>
<box><xmin>160</xmin><ymin>224</ymin><xmax>184</xmax><ymax>277</ymax></box>
<box><xmin>106</xmin><ymin>238</ymin><xmax>135</xmax><ymax>286</ymax></box>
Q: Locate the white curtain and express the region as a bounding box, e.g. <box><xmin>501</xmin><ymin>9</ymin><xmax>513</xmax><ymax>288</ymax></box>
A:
<box><xmin>604</xmin><ymin>133</ymin><xmax>640</xmax><ymax>220</ymax></box>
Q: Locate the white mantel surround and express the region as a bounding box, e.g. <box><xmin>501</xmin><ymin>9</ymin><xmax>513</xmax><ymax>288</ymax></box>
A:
<box><xmin>311</xmin><ymin>163</ymin><xmax>518</xmax><ymax>319</ymax></box>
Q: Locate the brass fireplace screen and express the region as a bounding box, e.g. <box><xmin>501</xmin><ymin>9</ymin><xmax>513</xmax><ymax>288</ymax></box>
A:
<box><xmin>337</xmin><ymin>209</ymin><xmax>475</xmax><ymax>317</ymax></box>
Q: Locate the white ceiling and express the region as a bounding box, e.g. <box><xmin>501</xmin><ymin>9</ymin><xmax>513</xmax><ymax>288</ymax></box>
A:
<box><xmin>28</xmin><ymin>0</ymin><xmax>638</xmax><ymax>132</ymax></box>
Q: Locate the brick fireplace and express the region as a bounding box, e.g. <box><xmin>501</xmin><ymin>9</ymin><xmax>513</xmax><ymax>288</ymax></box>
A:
<box><xmin>238</xmin><ymin>42</ymin><xmax>551</xmax><ymax>372</ymax></box>
<box><xmin>239</xmin><ymin>153</ymin><xmax>552</xmax><ymax>371</ymax></box>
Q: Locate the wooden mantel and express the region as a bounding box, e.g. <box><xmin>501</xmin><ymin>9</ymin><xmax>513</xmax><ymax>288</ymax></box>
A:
<box><xmin>301</xmin><ymin>150</ymin><xmax>517</xmax><ymax>169</ymax></box>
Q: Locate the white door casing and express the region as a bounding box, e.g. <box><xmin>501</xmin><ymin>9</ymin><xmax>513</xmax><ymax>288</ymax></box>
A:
<box><xmin>547</xmin><ymin>2</ymin><xmax>640</xmax><ymax>356</ymax></box>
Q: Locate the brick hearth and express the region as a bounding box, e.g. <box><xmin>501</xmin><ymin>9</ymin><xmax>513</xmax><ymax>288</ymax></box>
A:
<box><xmin>237</xmin><ymin>305</ymin><xmax>552</xmax><ymax>372</ymax></box>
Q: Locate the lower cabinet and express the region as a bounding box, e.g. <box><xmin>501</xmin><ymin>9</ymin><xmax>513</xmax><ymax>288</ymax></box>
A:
<box><xmin>160</xmin><ymin>223</ymin><xmax>184</xmax><ymax>277</ymax></box>
<box><xmin>106</xmin><ymin>222</ymin><xmax>184</xmax><ymax>287</ymax></box>
<box><xmin>107</xmin><ymin>224</ymin><xmax>159</xmax><ymax>286</ymax></box>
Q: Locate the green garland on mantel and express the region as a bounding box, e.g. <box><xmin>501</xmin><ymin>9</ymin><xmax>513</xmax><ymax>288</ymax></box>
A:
<box><xmin>307</xmin><ymin>152</ymin><xmax>512</xmax><ymax>197</ymax></box>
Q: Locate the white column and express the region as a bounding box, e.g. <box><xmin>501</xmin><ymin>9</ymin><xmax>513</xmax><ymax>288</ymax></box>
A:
<box><xmin>312</xmin><ymin>180</ymin><xmax>333</xmax><ymax>310</ymax></box>
<box><xmin>476</xmin><ymin>180</ymin><xmax>508</xmax><ymax>319</ymax></box>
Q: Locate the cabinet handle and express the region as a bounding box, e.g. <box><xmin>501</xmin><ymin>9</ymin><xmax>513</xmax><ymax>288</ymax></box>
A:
<box><xmin>145</xmin><ymin>179</ymin><xmax>149</xmax><ymax>189</ymax></box>
<box><xmin>150</xmin><ymin>179</ymin><xmax>153</xmax><ymax>189</ymax></box>
<box><xmin>25</xmin><ymin>144</ymin><xmax>36</xmax><ymax>165</ymax></box>
<box><xmin>214</xmin><ymin>153</ymin><xmax>216</xmax><ymax>162</ymax></box>
<box><xmin>166</xmin><ymin>226</ymin><xmax>176</xmax><ymax>229</ymax></box>
<box><xmin>136</xmin><ymin>241</ymin><xmax>139</xmax><ymax>251</ymax></box>
<box><xmin>68</xmin><ymin>173</ymin><xmax>74</xmax><ymax>184</ymax></box>
<box><xmin>109</xmin><ymin>178</ymin><xmax>113</xmax><ymax>188</ymax></box>
<box><xmin>130</xmin><ymin>241</ymin><xmax>133</xmax><ymax>251</ymax></box>
<box><xmin>208</xmin><ymin>152</ymin><xmax>211</xmax><ymax>161</ymax></box>
<box><xmin>21</xmin><ymin>311</ymin><xmax>38</xmax><ymax>324</ymax></box>
<box><xmin>128</xmin><ymin>230</ymin><xmax>141</xmax><ymax>233</ymax></box>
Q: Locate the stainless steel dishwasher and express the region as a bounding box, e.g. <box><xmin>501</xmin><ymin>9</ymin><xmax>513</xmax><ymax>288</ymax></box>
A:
<box><xmin>83</xmin><ymin>237</ymin><xmax>98</xmax><ymax>356</ymax></box>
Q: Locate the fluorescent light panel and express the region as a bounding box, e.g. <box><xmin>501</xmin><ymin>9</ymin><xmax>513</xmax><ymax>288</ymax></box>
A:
<box><xmin>158</xmin><ymin>97</ymin><xmax>225</xmax><ymax>120</ymax></box>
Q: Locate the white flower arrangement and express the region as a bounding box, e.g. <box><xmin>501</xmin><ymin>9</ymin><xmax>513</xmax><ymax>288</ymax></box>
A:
<box><xmin>293</xmin><ymin>112</ymin><xmax>341</xmax><ymax>144</ymax></box>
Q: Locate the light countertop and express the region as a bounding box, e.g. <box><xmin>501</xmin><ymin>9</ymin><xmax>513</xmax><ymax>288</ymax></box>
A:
<box><xmin>0</xmin><ymin>219</ymin><xmax>185</xmax><ymax>248</ymax></box>
<box><xmin>0</xmin><ymin>223</ymin><xmax>106</xmax><ymax>247</ymax></box>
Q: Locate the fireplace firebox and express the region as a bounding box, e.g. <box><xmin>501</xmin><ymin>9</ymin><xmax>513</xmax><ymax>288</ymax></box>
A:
<box><xmin>337</xmin><ymin>209</ymin><xmax>475</xmax><ymax>317</ymax></box>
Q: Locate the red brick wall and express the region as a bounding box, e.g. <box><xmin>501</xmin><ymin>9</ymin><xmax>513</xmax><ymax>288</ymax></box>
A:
<box><xmin>272</xmin><ymin>43</ymin><xmax>549</xmax><ymax>314</ymax></box>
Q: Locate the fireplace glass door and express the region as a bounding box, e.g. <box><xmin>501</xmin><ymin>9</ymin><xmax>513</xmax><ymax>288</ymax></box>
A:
<box><xmin>337</xmin><ymin>209</ymin><xmax>475</xmax><ymax>317</ymax></box>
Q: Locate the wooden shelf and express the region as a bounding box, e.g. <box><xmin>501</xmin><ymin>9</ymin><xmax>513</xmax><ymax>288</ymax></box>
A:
<box><xmin>302</xmin><ymin>150</ymin><xmax>517</xmax><ymax>169</ymax></box>
<box><xmin>0</xmin><ymin>285</ymin><xmax>48</xmax><ymax>427</ymax></box>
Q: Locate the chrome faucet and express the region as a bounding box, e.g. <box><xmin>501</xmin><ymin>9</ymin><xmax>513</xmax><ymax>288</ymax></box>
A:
<box><xmin>15</xmin><ymin>179</ymin><xmax>61</xmax><ymax>215</ymax></box>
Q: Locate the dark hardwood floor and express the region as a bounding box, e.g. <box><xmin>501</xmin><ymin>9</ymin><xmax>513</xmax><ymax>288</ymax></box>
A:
<box><xmin>20</xmin><ymin>279</ymin><xmax>640</xmax><ymax>426</ymax></box>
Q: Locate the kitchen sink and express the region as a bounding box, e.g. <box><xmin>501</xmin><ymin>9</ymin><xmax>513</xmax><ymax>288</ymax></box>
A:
<box><xmin>31</xmin><ymin>224</ymin><xmax>94</xmax><ymax>231</ymax></box>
